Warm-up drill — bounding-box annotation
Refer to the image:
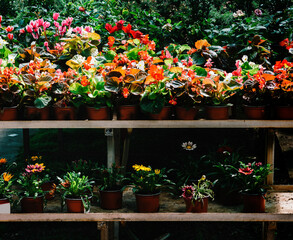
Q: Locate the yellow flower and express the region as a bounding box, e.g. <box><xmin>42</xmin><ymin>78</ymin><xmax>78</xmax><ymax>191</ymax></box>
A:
<box><xmin>31</xmin><ymin>156</ymin><xmax>39</xmax><ymax>161</ymax></box>
<box><xmin>3</xmin><ymin>172</ymin><xmax>13</xmax><ymax>182</ymax></box>
<box><xmin>0</xmin><ymin>158</ymin><xmax>7</xmax><ymax>164</ymax></box>
<box><xmin>155</xmin><ymin>169</ymin><xmax>160</xmax><ymax>175</ymax></box>
<box><xmin>200</xmin><ymin>175</ymin><xmax>206</xmax><ymax>181</ymax></box>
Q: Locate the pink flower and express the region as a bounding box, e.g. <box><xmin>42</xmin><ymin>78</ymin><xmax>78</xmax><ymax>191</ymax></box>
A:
<box><xmin>43</xmin><ymin>21</ymin><xmax>50</xmax><ymax>30</ymax></box>
<box><xmin>84</xmin><ymin>26</ymin><xmax>93</xmax><ymax>32</ymax></box>
<box><xmin>37</xmin><ymin>19</ymin><xmax>44</xmax><ymax>27</ymax></box>
<box><xmin>255</xmin><ymin>162</ymin><xmax>263</xmax><ymax>166</ymax></box>
<box><xmin>181</xmin><ymin>185</ymin><xmax>195</xmax><ymax>200</ymax></box>
<box><xmin>19</xmin><ymin>28</ymin><xmax>25</xmax><ymax>34</ymax></box>
<box><xmin>204</xmin><ymin>58</ymin><xmax>213</xmax><ymax>68</ymax></box>
<box><xmin>7</xmin><ymin>33</ymin><xmax>13</xmax><ymax>40</ymax></box>
<box><xmin>54</xmin><ymin>21</ymin><xmax>60</xmax><ymax>28</ymax></box>
<box><xmin>6</xmin><ymin>26</ymin><xmax>14</xmax><ymax>32</ymax></box>
<box><xmin>53</xmin><ymin>13</ymin><xmax>60</xmax><ymax>21</ymax></box>
<box><xmin>254</xmin><ymin>9</ymin><xmax>262</xmax><ymax>16</ymax></box>
<box><xmin>239</xmin><ymin>167</ymin><xmax>254</xmax><ymax>175</ymax></box>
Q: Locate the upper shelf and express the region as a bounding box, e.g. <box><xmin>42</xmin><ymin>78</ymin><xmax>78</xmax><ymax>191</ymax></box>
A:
<box><xmin>0</xmin><ymin>120</ymin><xmax>292</xmax><ymax>129</ymax></box>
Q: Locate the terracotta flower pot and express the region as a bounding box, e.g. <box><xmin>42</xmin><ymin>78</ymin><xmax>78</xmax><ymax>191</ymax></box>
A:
<box><xmin>86</xmin><ymin>106</ymin><xmax>110</xmax><ymax>120</ymax></box>
<box><xmin>0</xmin><ymin>198</ymin><xmax>10</xmax><ymax>213</ymax></box>
<box><xmin>184</xmin><ymin>198</ymin><xmax>208</xmax><ymax>213</ymax></box>
<box><xmin>135</xmin><ymin>192</ymin><xmax>160</xmax><ymax>213</ymax></box>
<box><xmin>149</xmin><ymin>106</ymin><xmax>172</xmax><ymax>120</ymax></box>
<box><xmin>65</xmin><ymin>196</ymin><xmax>92</xmax><ymax>213</ymax></box>
<box><xmin>175</xmin><ymin>106</ymin><xmax>198</xmax><ymax>120</ymax></box>
<box><xmin>99</xmin><ymin>190</ymin><xmax>123</xmax><ymax>210</ymax></box>
<box><xmin>25</xmin><ymin>106</ymin><xmax>50</xmax><ymax>120</ymax></box>
<box><xmin>274</xmin><ymin>106</ymin><xmax>293</xmax><ymax>120</ymax></box>
<box><xmin>0</xmin><ymin>107</ymin><xmax>18</xmax><ymax>121</ymax></box>
<box><xmin>242</xmin><ymin>193</ymin><xmax>265</xmax><ymax>213</ymax></box>
<box><xmin>21</xmin><ymin>195</ymin><xmax>44</xmax><ymax>213</ymax></box>
<box><xmin>117</xmin><ymin>105</ymin><xmax>139</xmax><ymax>120</ymax></box>
<box><xmin>54</xmin><ymin>106</ymin><xmax>76</xmax><ymax>120</ymax></box>
<box><xmin>243</xmin><ymin>105</ymin><xmax>267</xmax><ymax>120</ymax></box>
<box><xmin>205</xmin><ymin>105</ymin><xmax>229</xmax><ymax>120</ymax></box>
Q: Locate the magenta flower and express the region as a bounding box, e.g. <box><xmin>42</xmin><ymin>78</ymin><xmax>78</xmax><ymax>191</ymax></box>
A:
<box><xmin>254</xmin><ymin>9</ymin><xmax>262</xmax><ymax>16</ymax></box>
<box><xmin>181</xmin><ymin>185</ymin><xmax>195</xmax><ymax>200</ymax></box>
<box><xmin>53</xmin><ymin>13</ymin><xmax>60</xmax><ymax>21</ymax></box>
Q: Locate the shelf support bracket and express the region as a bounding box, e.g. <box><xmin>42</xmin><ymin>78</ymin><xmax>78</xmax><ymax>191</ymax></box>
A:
<box><xmin>265</xmin><ymin>129</ymin><xmax>275</xmax><ymax>185</ymax></box>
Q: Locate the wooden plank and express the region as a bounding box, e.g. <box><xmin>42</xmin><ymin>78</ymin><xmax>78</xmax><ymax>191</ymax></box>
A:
<box><xmin>271</xmin><ymin>185</ymin><xmax>293</xmax><ymax>191</ymax></box>
<box><xmin>0</xmin><ymin>120</ymin><xmax>293</xmax><ymax>129</ymax></box>
<box><xmin>1</xmin><ymin>213</ymin><xmax>293</xmax><ymax>222</ymax></box>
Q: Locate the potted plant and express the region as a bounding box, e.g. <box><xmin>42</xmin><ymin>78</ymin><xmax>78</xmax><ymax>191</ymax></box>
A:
<box><xmin>272</xmin><ymin>59</ymin><xmax>293</xmax><ymax>119</ymax></box>
<box><xmin>199</xmin><ymin>67</ymin><xmax>242</xmax><ymax>120</ymax></box>
<box><xmin>236</xmin><ymin>161</ymin><xmax>273</xmax><ymax>212</ymax></box>
<box><xmin>57</xmin><ymin>171</ymin><xmax>94</xmax><ymax>213</ymax></box>
<box><xmin>96</xmin><ymin>163</ymin><xmax>126</xmax><ymax>210</ymax></box>
<box><xmin>181</xmin><ymin>175</ymin><xmax>214</xmax><ymax>213</ymax></box>
<box><xmin>0</xmin><ymin>172</ymin><xmax>14</xmax><ymax>213</ymax></box>
<box><xmin>104</xmin><ymin>67</ymin><xmax>146</xmax><ymax>120</ymax></box>
<box><xmin>204</xmin><ymin>144</ymin><xmax>245</xmax><ymax>205</ymax></box>
<box><xmin>140</xmin><ymin>78</ymin><xmax>172</xmax><ymax>120</ymax></box>
<box><xmin>69</xmin><ymin>68</ymin><xmax>112</xmax><ymax>120</ymax></box>
<box><xmin>19</xmin><ymin>59</ymin><xmax>53</xmax><ymax>120</ymax></box>
<box><xmin>241</xmin><ymin>68</ymin><xmax>275</xmax><ymax>119</ymax></box>
<box><xmin>17</xmin><ymin>162</ymin><xmax>49</xmax><ymax>213</ymax></box>
<box><xmin>131</xmin><ymin>164</ymin><xmax>173</xmax><ymax>212</ymax></box>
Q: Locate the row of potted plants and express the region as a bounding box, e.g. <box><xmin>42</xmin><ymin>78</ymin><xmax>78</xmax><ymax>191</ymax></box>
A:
<box><xmin>0</xmin><ymin>149</ymin><xmax>272</xmax><ymax>214</ymax></box>
<box><xmin>0</xmin><ymin>18</ymin><xmax>292</xmax><ymax>121</ymax></box>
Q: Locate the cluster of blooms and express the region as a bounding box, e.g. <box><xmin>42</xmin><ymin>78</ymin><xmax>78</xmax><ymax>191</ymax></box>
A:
<box><xmin>280</xmin><ymin>38</ymin><xmax>293</xmax><ymax>54</ymax></box>
<box><xmin>238</xmin><ymin>162</ymin><xmax>263</xmax><ymax>175</ymax></box>
<box><xmin>132</xmin><ymin>164</ymin><xmax>152</xmax><ymax>172</ymax></box>
<box><xmin>25</xmin><ymin>163</ymin><xmax>46</xmax><ymax>174</ymax></box>
<box><xmin>25</xmin><ymin>19</ymin><xmax>51</xmax><ymax>39</ymax></box>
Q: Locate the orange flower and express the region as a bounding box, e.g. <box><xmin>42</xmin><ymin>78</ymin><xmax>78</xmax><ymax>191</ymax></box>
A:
<box><xmin>3</xmin><ymin>172</ymin><xmax>13</xmax><ymax>182</ymax></box>
<box><xmin>0</xmin><ymin>158</ymin><xmax>7</xmax><ymax>164</ymax></box>
<box><xmin>195</xmin><ymin>39</ymin><xmax>211</xmax><ymax>50</ymax></box>
<box><xmin>61</xmin><ymin>180</ymin><xmax>70</xmax><ymax>188</ymax></box>
<box><xmin>80</xmin><ymin>76</ymin><xmax>90</xmax><ymax>87</ymax></box>
<box><xmin>83</xmin><ymin>56</ymin><xmax>93</xmax><ymax>70</ymax></box>
<box><xmin>148</xmin><ymin>65</ymin><xmax>164</xmax><ymax>81</ymax></box>
<box><xmin>108</xmin><ymin>36</ymin><xmax>115</xmax><ymax>48</ymax></box>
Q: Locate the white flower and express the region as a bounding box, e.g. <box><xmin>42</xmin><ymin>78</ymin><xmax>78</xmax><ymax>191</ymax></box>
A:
<box><xmin>233</xmin><ymin>12</ymin><xmax>238</xmax><ymax>18</ymax></box>
<box><xmin>137</xmin><ymin>61</ymin><xmax>145</xmax><ymax>71</ymax></box>
<box><xmin>0</xmin><ymin>37</ymin><xmax>8</xmax><ymax>49</ymax></box>
<box><xmin>242</xmin><ymin>55</ymin><xmax>248</xmax><ymax>62</ymax></box>
<box><xmin>90</xmin><ymin>48</ymin><xmax>99</xmax><ymax>58</ymax></box>
<box><xmin>65</xmin><ymin>28</ymin><xmax>74</xmax><ymax>38</ymax></box>
<box><xmin>236</xmin><ymin>10</ymin><xmax>245</xmax><ymax>17</ymax></box>
<box><xmin>208</xmin><ymin>71</ymin><xmax>217</xmax><ymax>79</ymax></box>
<box><xmin>182</xmin><ymin>141</ymin><xmax>197</xmax><ymax>151</ymax></box>
<box><xmin>289</xmin><ymin>48</ymin><xmax>293</xmax><ymax>55</ymax></box>
<box><xmin>71</xmin><ymin>55</ymin><xmax>86</xmax><ymax>65</ymax></box>
<box><xmin>8</xmin><ymin>54</ymin><xmax>17</xmax><ymax>64</ymax></box>
<box><xmin>223</xmin><ymin>73</ymin><xmax>233</xmax><ymax>84</ymax></box>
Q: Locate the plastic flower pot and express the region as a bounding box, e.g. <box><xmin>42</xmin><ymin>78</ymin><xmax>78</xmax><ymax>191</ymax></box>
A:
<box><xmin>205</xmin><ymin>105</ymin><xmax>229</xmax><ymax>120</ymax></box>
<box><xmin>99</xmin><ymin>190</ymin><xmax>123</xmax><ymax>210</ymax></box>
<box><xmin>21</xmin><ymin>195</ymin><xmax>44</xmax><ymax>213</ymax></box>
<box><xmin>135</xmin><ymin>192</ymin><xmax>160</xmax><ymax>213</ymax></box>
<box><xmin>0</xmin><ymin>198</ymin><xmax>10</xmax><ymax>213</ymax></box>
<box><xmin>149</xmin><ymin>106</ymin><xmax>172</xmax><ymax>120</ymax></box>
<box><xmin>0</xmin><ymin>107</ymin><xmax>18</xmax><ymax>121</ymax></box>
<box><xmin>86</xmin><ymin>106</ymin><xmax>110</xmax><ymax>120</ymax></box>
<box><xmin>175</xmin><ymin>106</ymin><xmax>199</xmax><ymax>120</ymax></box>
<box><xmin>53</xmin><ymin>106</ymin><xmax>76</xmax><ymax>120</ymax></box>
<box><xmin>274</xmin><ymin>105</ymin><xmax>293</xmax><ymax>120</ymax></box>
<box><xmin>243</xmin><ymin>105</ymin><xmax>267</xmax><ymax>120</ymax></box>
<box><xmin>184</xmin><ymin>198</ymin><xmax>208</xmax><ymax>213</ymax></box>
<box><xmin>65</xmin><ymin>196</ymin><xmax>92</xmax><ymax>213</ymax></box>
<box><xmin>242</xmin><ymin>193</ymin><xmax>265</xmax><ymax>213</ymax></box>
<box><xmin>117</xmin><ymin>105</ymin><xmax>139</xmax><ymax>120</ymax></box>
<box><xmin>25</xmin><ymin>106</ymin><xmax>50</xmax><ymax>120</ymax></box>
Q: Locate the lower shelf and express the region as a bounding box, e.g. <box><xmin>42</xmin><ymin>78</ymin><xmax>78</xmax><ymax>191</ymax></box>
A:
<box><xmin>2</xmin><ymin>191</ymin><xmax>293</xmax><ymax>222</ymax></box>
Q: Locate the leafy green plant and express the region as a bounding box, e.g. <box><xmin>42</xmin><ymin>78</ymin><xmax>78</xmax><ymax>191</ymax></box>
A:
<box><xmin>131</xmin><ymin>164</ymin><xmax>173</xmax><ymax>194</ymax></box>
<box><xmin>0</xmin><ymin>172</ymin><xmax>14</xmax><ymax>201</ymax></box>
<box><xmin>96</xmin><ymin>163</ymin><xmax>126</xmax><ymax>191</ymax></box>
<box><xmin>181</xmin><ymin>175</ymin><xmax>214</xmax><ymax>203</ymax></box>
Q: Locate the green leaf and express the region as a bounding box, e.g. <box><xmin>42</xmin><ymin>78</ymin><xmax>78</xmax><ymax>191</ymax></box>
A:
<box><xmin>34</xmin><ymin>96</ymin><xmax>51</xmax><ymax>108</ymax></box>
<box><xmin>126</xmin><ymin>48</ymin><xmax>140</xmax><ymax>61</ymax></box>
<box><xmin>105</xmin><ymin>50</ymin><xmax>116</xmax><ymax>61</ymax></box>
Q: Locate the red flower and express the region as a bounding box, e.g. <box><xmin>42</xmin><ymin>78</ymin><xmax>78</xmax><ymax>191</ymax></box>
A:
<box><xmin>173</xmin><ymin>58</ymin><xmax>179</xmax><ymax>64</ymax></box>
<box><xmin>122</xmin><ymin>87</ymin><xmax>130</xmax><ymax>98</ymax></box>
<box><xmin>280</xmin><ymin>38</ymin><xmax>289</xmax><ymax>47</ymax></box>
<box><xmin>239</xmin><ymin>167</ymin><xmax>254</xmax><ymax>175</ymax></box>
<box><xmin>122</xmin><ymin>24</ymin><xmax>132</xmax><ymax>35</ymax></box>
<box><xmin>169</xmin><ymin>97</ymin><xmax>177</xmax><ymax>105</ymax></box>
<box><xmin>149</xmin><ymin>65</ymin><xmax>164</xmax><ymax>81</ymax></box>
<box><xmin>7</xmin><ymin>33</ymin><xmax>13</xmax><ymax>40</ymax></box>
<box><xmin>78</xmin><ymin>6</ymin><xmax>85</xmax><ymax>12</ymax></box>
<box><xmin>116</xmin><ymin>20</ymin><xmax>125</xmax><ymax>30</ymax></box>
<box><xmin>105</xmin><ymin>23</ymin><xmax>117</xmax><ymax>34</ymax></box>
<box><xmin>5</xmin><ymin>26</ymin><xmax>14</xmax><ymax>32</ymax></box>
<box><xmin>130</xmin><ymin>30</ymin><xmax>143</xmax><ymax>39</ymax></box>
<box><xmin>108</xmin><ymin>36</ymin><xmax>115</xmax><ymax>48</ymax></box>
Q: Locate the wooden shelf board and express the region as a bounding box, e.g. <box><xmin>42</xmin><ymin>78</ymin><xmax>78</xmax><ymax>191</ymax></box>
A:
<box><xmin>0</xmin><ymin>120</ymin><xmax>292</xmax><ymax>129</ymax></box>
<box><xmin>1</xmin><ymin>212</ymin><xmax>293</xmax><ymax>222</ymax></box>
